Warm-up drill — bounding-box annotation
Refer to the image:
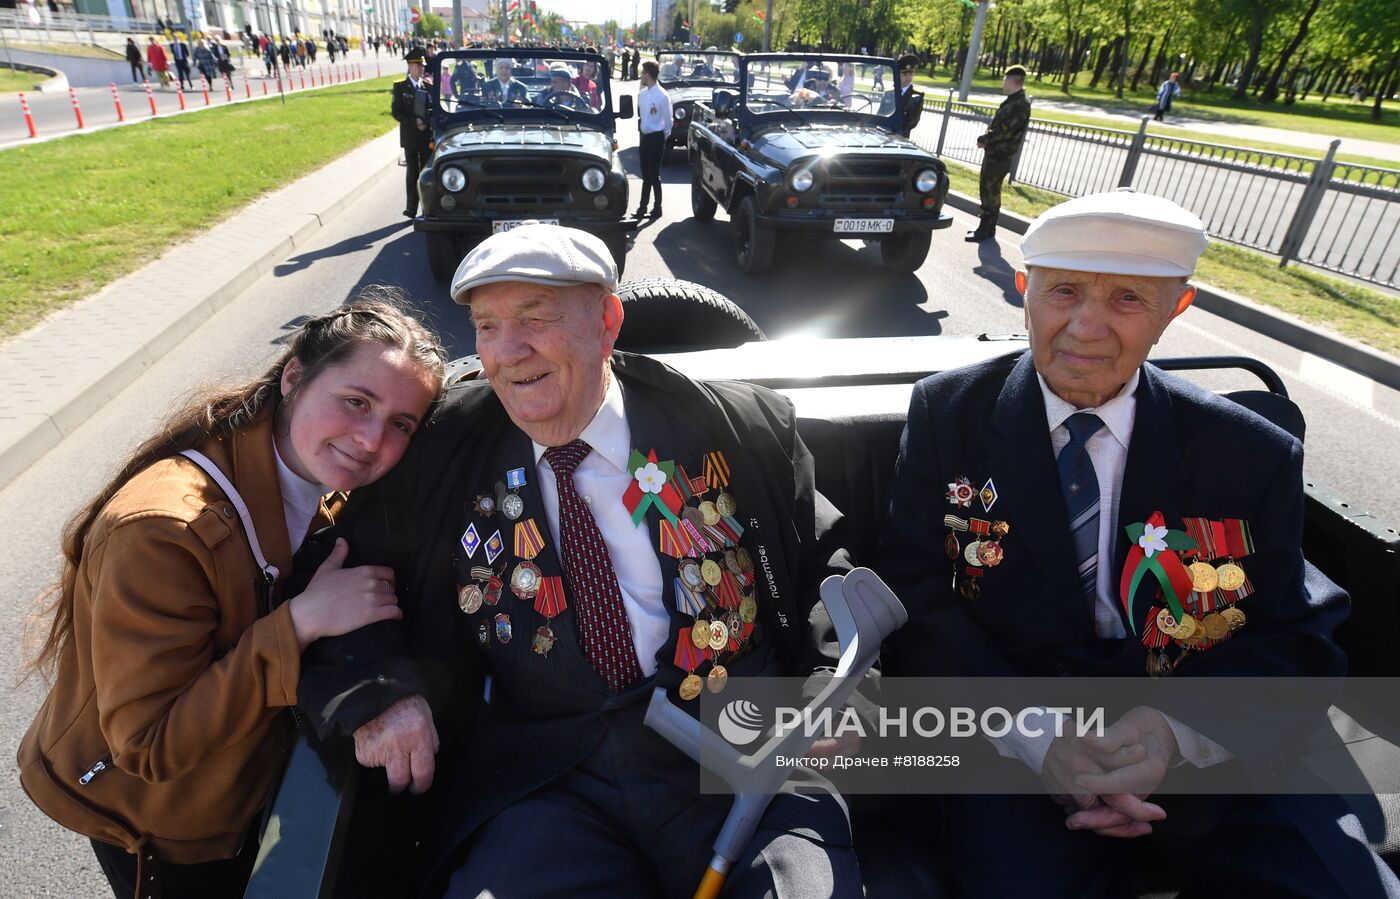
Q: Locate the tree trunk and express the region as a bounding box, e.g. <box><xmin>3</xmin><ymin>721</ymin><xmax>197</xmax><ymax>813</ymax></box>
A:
<box><xmin>1374</xmin><ymin>49</ymin><xmax>1399</xmax><ymax>121</ymax></box>
<box><xmin>1130</xmin><ymin>35</ymin><xmax>1153</xmax><ymax>91</ymax></box>
<box><xmin>1090</xmin><ymin>39</ymin><xmax>1115</xmax><ymax>87</ymax></box>
<box><xmin>1232</xmin><ymin>5</ymin><xmax>1269</xmax><ymax>100</ymax></box>
<box><xmin>1116</xmin><ymin>0</ymin><xmax>1131</xmax><ymax>98</ymax></box>
<box><xmin>1283</xmin><ymin>59</ymin><xmax>1304</xmax><ymax>104</ymax></box>
<box><xmin>1148</xmin><ymin>29</ymin><xmax>1172</xmax><ymax>87</ymax></box>
<box><xmin>1035</xmin><ymin>38</ymin><xmax>1048</xmax><ymax>81</ymax></box>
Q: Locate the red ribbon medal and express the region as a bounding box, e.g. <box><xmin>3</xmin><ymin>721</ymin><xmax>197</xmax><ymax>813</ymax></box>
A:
<box><xmin>1119</xmin><ymin>511</ymin><xmax>1197</xmax><ymax>634</ymax></box>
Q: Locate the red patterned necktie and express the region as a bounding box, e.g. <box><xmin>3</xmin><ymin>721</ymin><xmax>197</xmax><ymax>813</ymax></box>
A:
<box><xmin>544</xmin><ymin>440</ymin><xmax>644</xmax><ymax>692</ymax></box>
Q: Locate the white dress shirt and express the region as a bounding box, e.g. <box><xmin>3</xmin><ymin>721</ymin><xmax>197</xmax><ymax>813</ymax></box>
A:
<box><xmin>994</xmin><ymin>370</ymin><xmax>1232</xmax><ymax>772</ymax></box>
<box><xmin>638</xmin><ymin>82</ymin><xmax>672</xmax><ymax>135</ymax></box>
<box><xmin>273</xmin><ymin>445</ymin><xmax>327</xmax><ymax>556</ymax></box>
<box><xmin>532</xmin><ymin>374</ymin><xmax>669</xmax><ymax>676</ymax></box>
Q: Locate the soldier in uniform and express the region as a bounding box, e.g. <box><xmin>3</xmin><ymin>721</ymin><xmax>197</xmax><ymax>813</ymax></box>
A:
<box><xmin>967</xmin><ymin>63</ymin><xmax>1031</xmax><ymax>242</ymax></box>
<box><xmin>392</xmin><ymin>47</ymin><xmax>434</xmax><ymax>218</ymax></box>
<box><xmin>878</xmin><ymin>55</ymin><xmax>923</xmax><ymax>138</ymax></box>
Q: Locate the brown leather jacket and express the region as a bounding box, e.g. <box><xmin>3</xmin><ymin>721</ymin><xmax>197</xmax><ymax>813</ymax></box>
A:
<box><xmin>18</xmin><ymin>416</ymin><xmax>335</xmax><ymax>864</ymax></box>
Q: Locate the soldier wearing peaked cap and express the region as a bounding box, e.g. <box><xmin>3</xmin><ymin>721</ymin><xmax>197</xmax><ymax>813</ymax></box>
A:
<box><xmin>393</xmin><ymin>47</ymin><xmax>434</xmax><ymax>218</ymax></box>
<box><xmin>295</xmin><ymin>224</ymin><xmax>866</xmax><ymax>897</ymax></box>
<box><xmin>967</xmin><ymin>63</ymin><xmax>1031</xmax><ymax>241</ymax></box>
<box><xmin>881</xmin><ymin>189</ymin><xmax>1400</xmax><ymax>898</ymax></box>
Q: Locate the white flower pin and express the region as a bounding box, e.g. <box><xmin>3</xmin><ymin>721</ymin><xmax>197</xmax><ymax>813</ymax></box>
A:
<box><xmin>634</xmin><ymin>461</ymin><xmax>667</xmax><ymax>494</ymax></box>
<box><xmin>1138</xmin><ymin>523</ymin><xmax>1169</xmax><ymax>558</ymax></box>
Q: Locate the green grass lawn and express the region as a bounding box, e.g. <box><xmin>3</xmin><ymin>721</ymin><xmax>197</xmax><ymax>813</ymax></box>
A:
<box><xmin>3</xmin><ymin>40</ymin><xmax>123</xmax><ymax>59</ymax></box>
<box><xmin>0</xmin><ymin>77</ymin><xmax>395</xmax><ymax>338</ymax></box>
<box><xmin>941</xmin><ymin>160</ymin><xmax>1400</xmax><ymax>357</ymax></box>
<box><xmin>0</xmin><ymin>67</ymin><xmax>50</xmax><ymax>92</ymax></box>
<box><xmin>916</xmin><ymin>67</ymin><xmax>1400</xmax><ymax>145</ymax></box>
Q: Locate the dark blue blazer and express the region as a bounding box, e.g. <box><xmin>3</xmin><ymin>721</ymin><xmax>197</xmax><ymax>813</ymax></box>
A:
<box><xmin>880</xmin><ymin>351</ymin><xmax>1347</xmax><ymax>755</ymax></box>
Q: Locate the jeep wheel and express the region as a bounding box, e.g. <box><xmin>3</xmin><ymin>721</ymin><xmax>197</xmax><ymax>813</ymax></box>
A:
<box><xmin>425</xmin><ymin>232</ymin><xmax>461</xmax><ymax>282</ymax></box>
<box><xmin>880</xmin><ymin>231</ymin><xmax>932</xmax><ymax>273</ymax></box>
<box><xmin>603</xmin><ymin>233</ymin><xmax>628</xmax><ymax>278</ymax></box>
<box><xmin>616</xmin><ymin>278</ymin><xmax>765</xmax><ymax>352</ymax></box>
<box><xmin>733</xmin><ymin>196</ymin><xmax>775</xmax><ymax>274</ymax></box>
<box><xmin>691</xmin><ymin>171</ymin><xmax>717</xmax><ymax>222</ymax></box>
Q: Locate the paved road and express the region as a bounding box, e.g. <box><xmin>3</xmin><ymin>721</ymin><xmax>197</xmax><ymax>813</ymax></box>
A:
<box><xmin>1</xmin><ymin>122</ymin><xmax>1398</xmax><ymax>896</ymax></box>
<box><xmin>912</xmin><ymin>104</ymin><xmax>1400</xmax><ymax>290</ymax></box>
<box><xmin>1</xmin><ymin>56</ymin><xmax>386</xmax><ymax>146</ymax></box>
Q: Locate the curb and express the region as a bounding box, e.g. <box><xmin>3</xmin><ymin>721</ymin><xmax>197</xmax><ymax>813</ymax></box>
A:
<box><xmin>944</xmin><ymin>189</ymin><xmax>1400</xmax><ymax>393</ymax></box>
<box><xmin>0</xmin><ymin>133</ymin><xmax>400</xmax><ymax>490</ymax></box>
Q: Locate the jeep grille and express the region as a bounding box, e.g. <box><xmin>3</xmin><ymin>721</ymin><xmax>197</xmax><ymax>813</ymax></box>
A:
<box><xmin>818</xmin><ymin>158</ymin><xmax>904</xmax><ymax>206</ymax></box>
<box><xmin>481</xmin><ymin>159</ymin><xmax>567</xmax><ymax>177</ymax></box>
<box><xmin>478</xmin><ymin>180</ymin><xmax>571</xmax><ymax>205</ymax></box>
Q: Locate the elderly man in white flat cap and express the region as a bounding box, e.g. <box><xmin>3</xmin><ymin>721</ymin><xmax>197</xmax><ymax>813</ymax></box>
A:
<box><xmin>880</xmin><ymin>190</ymin><xmax>1399</xmax><ymax>897</ymax></box>
<box><xmin>296</xmin><ymin>223</ymin><xmax>863</xmax><ymax>897</ymax></box>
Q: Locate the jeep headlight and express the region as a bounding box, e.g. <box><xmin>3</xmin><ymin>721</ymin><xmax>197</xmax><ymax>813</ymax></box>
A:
<box><xmin>441</xmin><ymin>166</ymin><xmax>467</xmax><ymax>193</ymax></box>
<box><xmin>674</xmin><ymin>105</ymin><xmax>688</xmax><ymax>120</ymax></box>
<box><xmin>791</xmin><ymin>169</ymin><xmax>814</xmax><ymax>192</ymax></box>
<box><xmin>580</xmin><ymin>166</ymin><xmax>607</xmax><ymax>192</ymax></box>
<box><xmin>915</xmin><ymin>168</ymin><xmax>939</xmax><ymax>193</ymax></box>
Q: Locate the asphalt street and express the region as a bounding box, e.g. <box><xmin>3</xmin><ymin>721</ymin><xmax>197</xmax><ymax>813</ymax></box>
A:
<box><xmin>1</xmin><ymin>120</ymin><xmax>1398</xmax><ymax>896</ymax></box>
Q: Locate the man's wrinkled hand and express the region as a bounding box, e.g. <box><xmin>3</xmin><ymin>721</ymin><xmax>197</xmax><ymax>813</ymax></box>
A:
<box><xmin>1063</xmin><ymin>705</ymin><xmax>1177</xmax><ymax>838</ymax></box>
<box><xmin>808</xmin><ymin>729</ymin><xmax>862</xmax><ymax>761</ymax></box>
<box><xmin>352</xmin><ymin>694</ymin><xmax>439</xmax><ymax>795</ymax></box>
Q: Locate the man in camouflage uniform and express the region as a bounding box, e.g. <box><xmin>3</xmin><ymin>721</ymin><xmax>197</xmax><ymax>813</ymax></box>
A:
<box><xmin>968</xmin><ymin>64</ymin><xmax>1031</xmax><ymax>242</ymax></box>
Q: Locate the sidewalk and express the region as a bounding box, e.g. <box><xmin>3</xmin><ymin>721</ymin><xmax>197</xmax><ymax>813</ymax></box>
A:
<box><xmin>960</xmin><ymin>89</ymin><xmax>1400</xmax><ymax>164</ymax></box>
<box><xmin>0</xmin><ymin>129</ymin><xmax>400</xmax><ymax>487</ymax></box>
<box><xmin>1</xmin><ymin>56</ymin><xmax>388</xmax><ymax>147</ymax></box>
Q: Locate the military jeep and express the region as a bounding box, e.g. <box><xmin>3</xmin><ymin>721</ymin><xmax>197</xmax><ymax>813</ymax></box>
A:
<box><xmin>414</xmin><ymin>49</ymin><xmax>636</xmax><ymax>282</ymax></box>
<box><xmin>654</xmin><ymin>49</ymin><xmax>742</xmax><ymax>157</ymax></box>
<box><xmin>688</xmin><ymin>54</ymin><xmax>954</xmax><ymax>275</ymax></box>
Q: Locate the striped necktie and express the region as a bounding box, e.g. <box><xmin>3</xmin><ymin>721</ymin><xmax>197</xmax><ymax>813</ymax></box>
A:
<box><xmin>1057</xmin><ymin>412</ymin><xmax>1105</xmax><ymax>608</ymax></box>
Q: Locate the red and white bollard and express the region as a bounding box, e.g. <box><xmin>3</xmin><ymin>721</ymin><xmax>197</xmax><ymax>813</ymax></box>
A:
<box><xmin>143</xmin><ymin>79</ymin><xmax>158</xmax><ymax>116</ymax></box>
<box><xmin>176</xmin><ymin>81</ymin><xmax>186</xmax><ymax>110</ymax></box>
<box><xmin>300</xmin><ymin>70</ymin><xmax>306</xmax><ymax>90</ymax></box>
<box><xmin>18</xmin><ymin>91</ymin><xmax>37</xmax><ymax>138</ymax></box>
<box><xmin>243</xmin><ymin>70</ymin><xmax>251</xmax><ymax>99</ymax></box>
<box><xmin>68</xmin><ymin>87</ymin><xmax>84</xmax><ymax>129</ymax></box>
<box><xmin>224</xmin><ymin>74</ymin><xmax>233</xmax><ymax>101</ymax></box>
<box><xmin>200</xmin><ymin>76</ymin><xmax>210</xmax><ymax>106</ymax></box>
<box><xmin>376</xmin><ymin>61</ymin><xmax>381</xmax><ymax>77</ymax></box>
<box><xmin>109</xmin><ymin>82</ymin><xmax>125</xmax><ymax>122</ymax></box>
<box><xmin>262</xmin><ymin>78</ymin><xmax>268</xmax><ymax>96</ymax></box>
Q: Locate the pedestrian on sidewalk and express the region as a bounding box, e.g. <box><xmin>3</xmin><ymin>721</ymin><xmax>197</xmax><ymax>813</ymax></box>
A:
<box><xmin>261</xmin><ymin>34</ymin><xmax>277</xmax><ymax>77</ymax></box>
<box><xmin>393</xmin><ymin>47</ymin><xmax>434</xmax><ymax>217</ymax></box>
<box><xmin>170</xmin><ymin>34</ymin><xmax>194</xmax><ymax>90</ymax></box>
<box><xmin>296</xmin><ymin>39</ymin><xmax>308</xmax><ymax>68</ymax></box>
<box><xmin>967</xmin><ymin>63</ymin><xmax>1031</xmax><ymax>242</ymax></box>
<box><xmin>193</xmin><ymin>39</ymin><xmax>217</xmax><ymax>86</ymax></box>
<box><xmin>124</xmin><ymin>38</ymin><xmax>144</xmax><ymax>84</ymax></box>
<box><xmin>1153</xmin><ymin>71</ymin><xmax>1181</xmax><ymax>122</ymax></box>
<box><xmin>146</xmin><ymin>37</ymin><xmax>171</xmax><ymax>88</ymax></box>
<box><xmin>635</xmin><ymin>59</ymin><xmax>671</xmax><ymax>219</ymax></box>
<box><xmin>17</xmin><ymin>296</ymin><xmax>446</xmax><ymax>899</ymax></box>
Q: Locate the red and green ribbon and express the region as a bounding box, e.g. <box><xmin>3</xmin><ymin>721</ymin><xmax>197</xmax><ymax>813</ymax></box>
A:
<box><xmin>1120</xmin><ymin>511</ymin><xmax>1198</xmax><ymax>634</ymax></box>
<box><xmin>621</xmin><ymin>448</ymin><xmax>683</xmax><ymax>527</ymax></box>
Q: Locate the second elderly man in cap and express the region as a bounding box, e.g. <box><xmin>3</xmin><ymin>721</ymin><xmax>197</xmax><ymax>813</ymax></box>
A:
<box><xmin>298</xmin><ymin>224</ymin><xmax>862</xmax><ymax>897</ymax></box>
<box><xmin>881</xmin><ymin>189</ymin><xmax>1399</xmax><ymax>897</ymax></box>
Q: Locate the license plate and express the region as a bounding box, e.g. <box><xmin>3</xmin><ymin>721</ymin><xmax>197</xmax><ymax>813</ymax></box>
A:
<box><xmin>834</xmin><ymin>218</ymin><xmax>894</xmax><ymax>234</ymax></box>
<box><xmin>491</xmin><ymin>218</ymin><xmax>559</xmax><ymax>233</ymax></box>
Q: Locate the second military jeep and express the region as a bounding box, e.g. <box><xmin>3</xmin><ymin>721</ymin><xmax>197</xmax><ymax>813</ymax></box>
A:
<box><xmin>655</xmin><ymin>49</ymin><xmax>742</xmax><ymax>157</ymax></box>
<box><xmin>688</xmin><ymin>54</ymin><xmax>953</xmax><ymax>274</ymax></box>
<box><xmin>415</xmin><ymin>49</ymin><xmax>636</xmax><ymax>281</ymax></box>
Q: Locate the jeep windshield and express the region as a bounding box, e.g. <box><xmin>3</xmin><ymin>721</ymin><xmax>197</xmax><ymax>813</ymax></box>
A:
<box><xmin>436</xmin><ymin>51</ymin><xmax>609</xmax><ymax>122</ymax></box>
<box><xmin>741</xmin><ymin>56</ymin><xmax>898</xmax><ymax>122</ymax></box>
<box><xmin>657</xmin><ymin>51</ymin><xmax>740</xmax><ymax>87</ymax></box>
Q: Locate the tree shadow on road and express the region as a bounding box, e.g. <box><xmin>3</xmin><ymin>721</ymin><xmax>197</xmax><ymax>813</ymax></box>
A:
<box><xmin>274</xmin><ymin>221</ymin><xmax>410</xmax><ymax>277</ymax></box>
<box><xmin>973</xmin><ymin>239</ymin><xmax>1023</xmax><ymax>308</ymax></box>
<box><xmin>647</xmin><ymin>220</ymin><xmax>948</xmax><ymax>339</ymax></box>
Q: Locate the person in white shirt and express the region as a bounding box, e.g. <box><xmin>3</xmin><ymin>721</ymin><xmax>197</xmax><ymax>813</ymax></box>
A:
<box><xmin>881</xmin><ymin>190</ymin><xmax>1397</xmax><ymax>898</ymax></box>
<box><xmin>635</xmin><ymin>59</ymin><xmax>672</xmax><ymax>219</ymax></box>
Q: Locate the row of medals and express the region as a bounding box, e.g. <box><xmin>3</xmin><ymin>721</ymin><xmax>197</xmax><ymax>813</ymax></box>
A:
<box><xmin>946</xmin><ymin>519</ymin><xmax>1011</xmax><ymax>600</ymax></box>
<box><xmin>1147</xmin><ymin>558</ymin><xmax>1249</xmax><ymax>678</ymax></box>
<box><xmin>677</xmin><ymin>490</ymin><xmax>757</xmax><ymax>701</ymax></box>
<box><xmin>455</xmin><ymin>484</ymin><xmax>555</xmax><ymax>652</ymax></box>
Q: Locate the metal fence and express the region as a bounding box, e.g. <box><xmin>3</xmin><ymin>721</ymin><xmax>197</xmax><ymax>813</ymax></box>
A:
<box><xmin>914</xmin><ymin>89</ymin><xmax>1400</xmax><ymax>291</ymax></box>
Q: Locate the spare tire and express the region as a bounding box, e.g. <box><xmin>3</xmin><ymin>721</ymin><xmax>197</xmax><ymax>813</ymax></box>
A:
<box><xmin>616</xmin><ymin>278</ymin><xmax>766</xmax><ymax>352</ymax></box>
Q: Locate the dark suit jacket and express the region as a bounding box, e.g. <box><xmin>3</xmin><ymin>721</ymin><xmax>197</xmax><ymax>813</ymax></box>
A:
<box><xmin>880</xmin><ymin>351</ymin><xmax>1347</xmax><ymax>758</ymax></box>
<box><xmin>481</xmin><ymin>78</ymin><xmax>529</xmax><ymax>107</ymax></box>
<box><xmin>391</xmin><ymin>77</ymin><xmax>432</xmax><ymax>149</ymax></box>
<box><xmin>297</xmin><ymin>351</ymin><xmax>852</xmax><ymax>875</ymax></box>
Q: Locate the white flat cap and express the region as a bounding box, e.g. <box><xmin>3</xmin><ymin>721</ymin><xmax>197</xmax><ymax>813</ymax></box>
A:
<box><xmin>451</xmin><ymin>223</ymin><xmax>618</xmax><ymax>304</ymax></box>
<box><xmin>1020</xmin><ymin>189</ymin><xmax>1209</xmax><ymax>278</ymax></box>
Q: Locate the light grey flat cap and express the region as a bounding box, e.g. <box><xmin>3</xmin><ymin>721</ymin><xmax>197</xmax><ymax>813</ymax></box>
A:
<box><xmin>450</xmin><ymin>222</ymin><xmax>618</xmax><ymax>304</ymax></box>
<box><xmin>1020</xmin><ymin>188</ymin><xmax>1209</xmax><ymax>278</ymax></box>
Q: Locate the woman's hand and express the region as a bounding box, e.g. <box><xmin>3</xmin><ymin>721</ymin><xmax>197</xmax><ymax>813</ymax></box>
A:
<box><xmin>288</xmin><ymin>538</ymin><xmax>401</xmax><ymax>650</ymax></box>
